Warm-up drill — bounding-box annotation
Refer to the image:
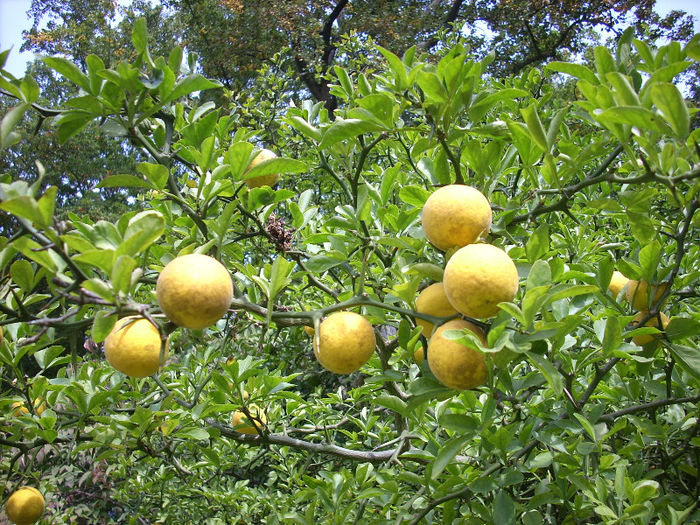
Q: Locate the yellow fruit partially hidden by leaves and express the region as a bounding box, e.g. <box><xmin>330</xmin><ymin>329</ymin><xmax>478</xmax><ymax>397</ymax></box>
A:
<box><xmin>12</xmin><ymin>399</ymin><xmax>46</xmax><ymax>417</ymax></box>
<box><xmin>626</xmin><ymin>280</ymin><xmax>668</xmax><ymax>311</ymax></box>
<box><xmin>244</xmin><ymin>148</ymin><xmax>279</xmax><ymax>188</ymax></box>
<box><xmin>414</xmin><ymin>346</ymin><xmax>426</xmax><ymax>364</ymax></box>
<box><xmin>608</xmin><ymin>271</ymin><xmax>629</xmax><ymax>300</ymax></box>
<box><xmin>428</xmin><ymin>319</ymin><xmax>487</xmax><ymax>390</ymax></box>
<box><xmin>414</xmin><ymin>282</ymin><xmax>457</xmax><ymax>336</ymax></box>
<box><xmin>232</xmin><ymin>406</ymin><xmax>266</xmax><ymax>434</ymax></box>
<box><xmin>157</xmin><ymin>254</ymin><xmax>233</xmax><ymax>329</ymax></box>
<box><xmin>421</xmin><ymin>184</ymin><xmax>492</xmax><ymax>251</ymax></box>
<box><xmin>443</xmin><ymin>244</ymin><xmax>519</xmax><ymax>319</ymax></box>
<box><xmin>0</xmin><ymin>325</ymin><xmax>3</xmax><ymax>344</ymax></box>
<box><xmin>5</xmin><ymin>487</ymin><xmax>44</xmax><ymax>525</ymax></box>
<box><xmin>631</xmin><ymin>311</ymin><xmax>670</xmax><ymax>347</ymax></box>
<box><xmin>313</xmin><ymin>312</ymin><xmax>376</xmax><ymax>374</ymax></box>
<box><xmin>303</xmin><ymin>325</ymin><xmax>315</xmax><ymax>336</ymax></box>
<box><xmin>104</xmin><ymin>317</ymin><xmax>168</xmax><ymax>378</ymax></box>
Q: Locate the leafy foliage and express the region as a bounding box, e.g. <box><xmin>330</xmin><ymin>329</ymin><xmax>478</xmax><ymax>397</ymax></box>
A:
<box><xmin>1</xmin><ymin>18</ymin><xmax>699</xmax><ymax>525</ymax></box>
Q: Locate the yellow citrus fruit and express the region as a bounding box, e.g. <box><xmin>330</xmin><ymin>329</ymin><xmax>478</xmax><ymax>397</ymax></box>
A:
<box><xmin>631</xmin><ymin>311</ymin><xmax>670</xmax><ymax>347</ymax></box>
<box><xmin>5</xmin><ymin>486</ymin><xmax>44</xmax><ymax>525</ymax></box>
<box><xmin>104</xmin><ymin>317</ymin><xmax>168</xmax><ymax>378</ymax></box>
<box><xmin>11</xmin><ymin>399</ymin><xmax>46</xmax><ymax>417</ymax></box>
<box><xmin>427</xmin><ymin>319</ymin><xmax>487</xmax><ymax>390</ymax></box>
<box><xmin>443</xmin><ymin>243</ymin><xmax>519</xmax><ymax>319</ymax></box>
<box><xmin>414</xmin><ymin>282</ymin><xmax>457</xmax><ymax>336</ymax></box>
<box><xmin>414</xmin><ymin>346</ymin><xmax>426</xmax><ymax>364</ymax></box>
<box><xmin>232</xmin><ymin>406</ymin><xmax>266</xmax><ymax>434</ymax></box>
<box><xmin>421</xmin><ymin>184</ymin><xmax>492</xmax><ymax>251</ymax></box>
<box><xmin>0</xmin><ymin>325</ymin><xmax>4</xmax><ymax>344</ymax></box>
<box><xmin>303</xmin><ymin>325</ymin><xmax>315</xmax><ymax>336</ymax></box>
<box><xmin>625</xmin><ymin>280</ymin><xmax>668</xmax><ymax>311</ymax></box>
<box><xmin>313</xmin><ymin>312</ymin><xmax>376</xmax><ymax>374</ymax></box>
<box><xmin>608</xmin><ymin>271</ymin><xmax>629</xmax><ymax>300</ymax></box>
<box><xmin>156</xmin><ymin>254</ymin><xmax>233</xmax><ymax>329</ymax></box>
<box><xmin>244</xmin><ymin>149</ymin><xmax>279</xmax><ymax>188</ymax></box>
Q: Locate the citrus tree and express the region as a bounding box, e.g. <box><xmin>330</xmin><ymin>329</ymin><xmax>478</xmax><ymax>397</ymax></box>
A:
<box><xmin>1</xmin><ymin>19</ymin><xmax>699</xmax><ymax>524</ymax></box>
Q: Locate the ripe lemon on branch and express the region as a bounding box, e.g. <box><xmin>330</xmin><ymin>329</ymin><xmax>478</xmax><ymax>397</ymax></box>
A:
<box><xmin>232</xmin><ymin>406</ymin><xmax>266</xmax><ymax>434</ymax></box>
<box><xmin>156</xmin><ymin>254</ymin><xmax>233</xmax><ymax>329</ymax></box>
<box><xmin>5</xmin><ymin>487</ymin><xmax>44</xmax><ymax>525</ymax></box>
<box><xmin>244</xmin><ymin>148</ymin><xmax>279</xmax><ymax>188</ymax></box>
<box><xmin>313</xmin><ymin>312</ymin><xmax>376</xmax><ymax>374</ymax></box>
<box><xmin>608</xmin><ymin>270</ymin><xmax>629</xmax><ymax>300</ymax></box>
<box><xmin>104</xmin><ymin>316</ymin><xmax>168</xmax><ymax>378</ymax></box>
<box><xmin>421</xmin><ymin>184</ymin><xmax>492</xmax><ymax>251</ymax></box>
<box><xmin>414</xmin><ymin>282</ymin><xmax>457</xmax><ymax>337</ymax></box>
<box><xmin>625</xmin><ymin>280</ymin><xmax>668</xmax><ymax>311</ymax></box>
<box><xmin>631</xmin><ymin>311</ymin><xmax>670</xmax><ymax>348</ymax></box>
<box><xmin>428</xmin><ymin>319</ymin><xmax>487</xmax><ymax>390</ymax></box>
<box><xmin>443</xmin><ymin>243</ymin><xmax>519</xmax><ymax>319</ymax></box>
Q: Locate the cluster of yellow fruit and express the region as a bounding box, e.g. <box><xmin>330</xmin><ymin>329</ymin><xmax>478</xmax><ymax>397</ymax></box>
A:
<box><xmin>104</xmin><ymin>253</ymin><xmax>234</xmax><ymax>378</ymax></box>
<box><xmin>609</xmin><ymin>271</ymin><xmax>669</xmax><ymax>348</ymax></box>
<box><xmin>103</xmin><ymin>148</ymin><xmax>278</xmax><ymax>379</ymax></box>
<box><xmin>414</xmin><ymin>184</ymin><xmax>519</xmax><ymax>390</ymax></box>
<box><xmin>4</xmin><ymin>486</ymin><xmax>44</xmax><ymax>525</ymax></box>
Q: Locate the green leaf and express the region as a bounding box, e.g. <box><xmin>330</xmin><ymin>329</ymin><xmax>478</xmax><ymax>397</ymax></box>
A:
<box><xmin>669</xmin><ymin>344</ymin><xmax>700</xmax><ymax>380</ymax></box>
<box><xmin>43</xmin><ymin>57</ymin><xmax>91</xmax><ymax>92</ymax></box>
<box><xmin>602</xmin><ymin>316</ymin><xmax>622</xmax><ymax>354</ymax></box>
<box><xmin>573</xmin><ymin>413</ymin><xmax>598</xmax><ymax>442</ymax></box>
<box><xmin>597</xmin><ymin>106</ymin><xmax>668</xmax><ymax>133</ymax></box>
<box><xmin>111</xmin><ymin>255</ymin><xmax>137</xmax><ymax>296</ymax></box>
<box><xmin>546</xmin><ymin>61</ymin><xmax>599</xmax><ymax>85</ymax></box>
<box><xmin>1</xmin><ymin>103</ymin><xmax>29</xmax><ymax>150</ymax></box>
<box><xmin>665</xmin><ymin>317</ymin><xmax>700</xmax><ymax>341</ymax></box>
<box><xmin>521</xmin><ymin>103</ymin><xmax>548</xmax><ymax>152</ymax></box>
<box><xmin>137</xmin><ymin>162</ymin><xmax>169</xmax><ymax>190</ymax></box>
<box><xmin>132</xmin><ymin>17</ymin><xmax>148</xmax><ymax>54</ymax></box>
<box><xmin>651</xmin><ymin>82</ymin><xmax>690</xmax><ymax>139</ymax></box>
<box><xmin>0</xmin><ymin>196</ymin><xmax>46</xmax><ymax>228</ymax></box>
<box><xmin>319</xmin><ymin>118</ymin><xmax>384</xmax><ymax>149</ymax></box>
<box><xmin>431</xmin><ymin>434</ymin><xmax>470</xmax><ymax>479</ymax></box>
<box><xmin>594</xmin><ymin>46</ymin><xmax>617</xmax><ymax>80</ymax></box>
<box><xmin>527</xmin><ymin>352</ymin><xmax>563</xmax><ymax>395</ymax></box>
<box><xmin>375</xmin><ymin>394</ymin><xmax>407</xmax><ymax>416</ymax></box>
<box><xmin>92</xmin><ymin>311</ymin><xmax>117</xmax><ymax>343</ymax></box>
<box><xmin>546</xmin><ymin>285</ymin><xmax>598</xmax><ymax>304</ymax></box>
<box><xmin>242</xmin><ymin>157</ymin><xmax>307</xmax><ymax>182</ymax></box>
<box><xmin>304</xmin><ymin>253</ymin><xmax>346</xmax><ymax>273</ymax></box>
<box><xmin>493</xmin><ymin>491</ymin><xmax>516</xmax><ymax>525</ymax></box>
<box><xmin>95</xmin><ymin>174</ymin><xmax>154</xmax><ymax>189</ymax></box>
<box><xmin>117</xmin><ymin>210</ymin><xmax>165</xmax><ymax>257</ymax></box>
<box><xmin>73</xmin><ymin>249</ymin><xmax>115</xmax><ymax>274</ymax></box>
<box><xmin>398</xmin><ymin>185</ymin><xmax>430</xmax><ymax>208</ymax></box>
<box><xmin>164</xmin><ymin>74</ymin><xmax>222</xmax><ymax>102</ymax></box>
<box><xmin>10</xmin><ymin>259</ymin><xmax>34</xmax><ymax>292</ymax></box>
<box><xmin>527</xmin><ymin>260</ymin><xmax>552</xmax><ymax>290</ymax></box>
<box><xmin>526</xmin><ymin>224</ymin><xmax>549</xmax><ymax>263</ymax></box>
<box><xmin>416</xmin><ymin>70</ymin><xmax>447</xmax><ymax>103</ymax></box>
<box><xmin>377</xmin><ymin>46</ymin><xmax>408</xmax><ymax>90</ymax></box>
<box><xmin>286</xmin><ymin>116</ymin><xmax>321</xmax><ymax>141</ymax></box>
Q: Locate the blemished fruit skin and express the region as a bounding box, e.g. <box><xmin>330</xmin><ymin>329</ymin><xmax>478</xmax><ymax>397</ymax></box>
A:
<box><xmin>5</xmin><ymin>486</ymin><xmax>44</xmax><ymax>525</ymax></box>
<box><xmin>414</xmin><ymin>282</ymin><xmax>458</xmax><ymax>336</ymax></box>
<box><xmin>631</xmin><ymin>311</ymin><xmax>670</xmax><ymax>347</ymax></box>
<box><xmin>313</xmin><ymin>312</ymin><xmax>376</xmax><ymax>374</ymax></box>
<box><xmin>608</xmin><ymin>271</ymin><xmax>629</xmax><ymax>300</ymax></box>
<box><xmin>421</xmin><ymin>185</ymin><xmax>492</xmax><ymax>251</ymax></box>
<box><xmin>104</xmin><ymin>317</ymin><xmax>168</xmax><ymax>378</ymax></box>
<box><xmin>625</xmin><ymin>280</ymin><xmax>668</xmax><ymax>311</ymax></box>
<box><xmin>428</xmin><ymin>319</ymin><xmax>487</xmax><ymax>390</ymax></box>
<box><xmin>156</xmin><ymin>254</ymin><xmax>233</xmax><ymax>329</ymax></box>
<box><xmin>232</xmin><ymin>407</ymin><xmax>266</xmax><ymax>434</ymax></box>
<box><xmin>244</xmin><ymin>149</ymin><xmax>279</xmax><ymax>188</ymax></box>
<box><xmin>443</xmin><ymin>244</ymin><xmax>519</xmax><ymax>319</ymax></box>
